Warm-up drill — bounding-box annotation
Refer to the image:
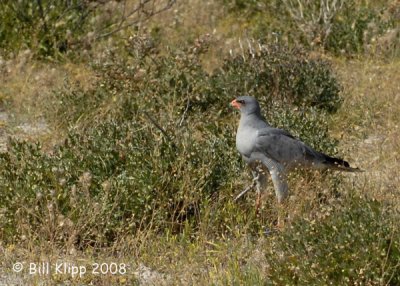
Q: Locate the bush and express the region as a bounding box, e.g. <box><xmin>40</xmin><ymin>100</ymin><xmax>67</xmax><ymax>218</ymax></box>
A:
<box><xmin>266</xmin><ymin>195</ymin><xmax>400</xmax><ymax>284</ymax></box>
<box><xmin>324</xmin><ymin>3</ymin><xmax>398</xmax><ymax>55</ymax></box>
<box><xmin>221</xmin><ymin>0</ymin><xmax>400</xmax><ymax>56</ymax></box>
<box><xmin>0</xmin><ymin>1</ymin><xmax>96</xmax><ymax>58</ymax></box>
<box><xmin>0</xmin><ymin>40</ymin><xmax>343</xmax><ymax>246</ymax></box>
<box><xmin>212</xmin><ymin>44</ymin><xmax>342</xmax><ymax>112</ymax></box>
<box><xmin>0</xmin><ymin>0</ymin><xmax>176</xmax><ymax>59</ymax></box>
<box><xmin>0</xmin><ymin>120</ymin><xmax>241</xmax><ymax>246</ymax></box>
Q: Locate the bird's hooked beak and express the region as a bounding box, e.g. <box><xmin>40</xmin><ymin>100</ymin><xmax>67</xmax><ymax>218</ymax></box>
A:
<box><xmin>231</xmin><ymin>99</ymin><xmax>241</xmax><ymax>110</ymax></box>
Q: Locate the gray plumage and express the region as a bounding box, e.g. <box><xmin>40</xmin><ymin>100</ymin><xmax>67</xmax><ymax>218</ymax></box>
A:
<box><xmin>231</xmin><ymin>96</ymin><xmax>361</xmax><ymax>203</ymax></box>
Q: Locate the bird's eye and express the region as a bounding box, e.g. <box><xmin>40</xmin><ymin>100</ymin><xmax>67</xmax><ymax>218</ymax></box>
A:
<box><xmin>237</xmin><ymin>100</ymin><xmax>245</xmax><ymax>104</ymax></box>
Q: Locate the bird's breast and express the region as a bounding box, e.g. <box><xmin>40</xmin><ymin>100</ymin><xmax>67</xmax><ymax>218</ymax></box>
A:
<box><xmin>236</xmin><ymin>126</ymin><xmax>257</xmax><ymax>158</ymax></box>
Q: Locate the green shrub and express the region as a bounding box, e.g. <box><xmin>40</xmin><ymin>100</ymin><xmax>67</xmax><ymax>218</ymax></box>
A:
<box><xmin>221</xmin><ymin>0</ymin><xmax>399</xmax><ymax>56</ymax></box>
<box><xmin>222</xmin><ymin>0</ymin><xmax>264</xmax><ymax>12</ymax></box>
<box><xmin>0</xmin><ymin>119</ymin><xmax>242</xmax><ymax>246</ymax></box>
<box><xmin>266</xmin><ymin>196</ymin><xmax>400</xmax><ymax>284</ymax></box>
<box><xmin>324</xmin><ymin>3</ymin><xmax>398</xmax><ymax>55</ymax></box>
<box><xmin>0</xmin><ymin>40</ymin><xmax>343</xmax><ymax>245</ymax></box>
<box><xmin>0</xmin><ymin>0</ymin><xmax>96</xmax><ymax>58</ymax></box>
<box><xmin>212</xmin><ymin>45</ymin><xmax>342</xmax><ymax>112</ymax></box>
<box><xmin>0</xmin><ymin>0</ymin><xmax>176</xmax><ymax>59</ymax></box>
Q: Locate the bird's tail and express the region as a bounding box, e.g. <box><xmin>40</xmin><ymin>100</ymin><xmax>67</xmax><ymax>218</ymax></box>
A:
<box><xmin>322</xmin><ymin>154</ymin><xmax>363</xmax><ymax>172</ymax></box>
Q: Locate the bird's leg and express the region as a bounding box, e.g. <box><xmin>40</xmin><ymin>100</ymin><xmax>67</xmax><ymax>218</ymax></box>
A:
<box><xmin>269</xmin><ymin>169</ymin><xmax>289</xmax><ymax>229</ymax></box>
<box><xmin>233</xmin><ymin>177</ymin><xmax>257</xmax><ymax>202</ymax></box>
<box><xmin>276</xmin><ymin>202</ymin><xmax>285</xmax><ymax>229</ymax></box>
<box><xmin>254</xmin><ymin>165</ymin><xmax>267</xmax><ymax>215</ymax></box>
<box><xmin>233</xmin><ymin>165</ymin><xmax>262</xmax><ymax>202</ymax></box>
<box><xmin>255</xmin><ymin>174</ymin><xmax>261</xmax><ymax>215</ymax></box>
<box><xmin>233</xmin><ymin>164</ymin><xmax>266</xmax><ymax>207</ymax></box>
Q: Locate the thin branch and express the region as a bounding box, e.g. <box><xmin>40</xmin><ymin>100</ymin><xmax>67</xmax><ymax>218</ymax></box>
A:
<box><xmin>297</xmin><ymin>0</ymin><xmax>304</xmax><ymax>19</ymax></box>
<box><xmin>283</xmin><ymin>0</ymin><xmax>345</xmax><ymax>44</ymax></box>
<box><xmin>143</xmin><ymin>111</ymin><xmax>172</xmax><ymax>142</ymax></box>
<box><xmin>93</xmin><ymin>0</ymin><xmax>151</xmax><ymax>39</ymax></box>
<box><xmin>95</xmin><ymin>0</ymin><xmax>176</xmax><ymax>40</ymax></box>
<box><xmin>178</xmin><ymin>98</ymin><xmax>191</xmax><ymax>127</ymax></box>
<box><xmin>36</xmin><ymin>0</ymin><xmax>49</xmax><ymax>35</ymax></box>
<box><xmin>234</xmin><ymin>180</ymin><xmax>257</xmax><ymax>202</ymax></box>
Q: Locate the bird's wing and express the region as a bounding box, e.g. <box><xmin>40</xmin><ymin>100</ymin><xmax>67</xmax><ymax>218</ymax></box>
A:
<box><xmin>253</xmin><ymin>127</ymin><xmax>322</xmax><ymax>168</ymax></box>
<box><xmin>254</xmin><ymin>127</ymin><xmax>361</xmax><ymax>172</ymax></box>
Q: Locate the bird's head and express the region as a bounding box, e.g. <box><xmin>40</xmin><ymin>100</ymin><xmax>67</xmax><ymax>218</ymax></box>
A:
<box><xmin>231</xmin><ymin>96</ymin><xmax>261</xmax><ymax>115</ymax></box>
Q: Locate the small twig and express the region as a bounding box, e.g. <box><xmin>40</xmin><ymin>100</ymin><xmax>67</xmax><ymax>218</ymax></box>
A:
<box><xmin>238</xmin><ymin>38</ymin><xmax>245</xmax><ymax>61</ymax></box>
<box><xmin>233</xmin><ymin>176</ymin><xmax>259</xmax><ymax>202</ymax></box>
<box><xmin>95</xmin><ymin>0</ymin><xmax>176</xmax><ymax>40</ymax></box>
<box><xmin>143</xmin><ymin>111</ymin><xmax>172</xmax><ymax>142</ymax></box>
<box><xmin>178</xmin><ymin>98</ymin><xmax>190</xmax><ymax>127</ymax></box>
<box><xmin>112</xmin><ymin>0</ymin><xmax>128</xmax><ymax>35</ymax></box>
<box><xmin>36</xmin><ymin>0</ymin><xmax>49</xmax><ymax>35</ymax></box>
<box><xmin>100</xmin><ymin>0</ymin><xmax>151</xmax><ymax>33</ymax></box>
<box><xmin>247</xmin><ymin>39</ymin><xmax>255</xmax><ymax>58</ymax></box>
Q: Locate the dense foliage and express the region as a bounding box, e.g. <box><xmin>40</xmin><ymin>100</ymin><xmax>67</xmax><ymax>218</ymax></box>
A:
<box><xmin>1</xmin><ymin>1</ymin><xmax>399</xmax><ymax>283</ymax></box>
<box><xmin>222</xmin><ymin>0</ymin><xmax>400</xmax><ymax>56</ymax></box>
<box><xmin>0</xmin><ymin>41</ymin><xmax>341</xmax><ymax>246</ymax></box>
<box><xmin>0</xmin><ymin>0</ymin><xmax>176</xmax><ymax>58</ymax></box>
<box><xmin>267</xmin><ymin>196</ymin><xmax>400</xmax><ymax>284</ymax></box>
<box><xmin>0</xmin><ymin>0</ymin><xmax>96</xmax><ymax>57</ymax></box>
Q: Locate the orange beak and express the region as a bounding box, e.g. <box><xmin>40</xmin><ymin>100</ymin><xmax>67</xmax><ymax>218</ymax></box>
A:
<box><xmin>231</xmin><ymin>99</ymin><xmax>241</xmax><ymax>109</ymax></box>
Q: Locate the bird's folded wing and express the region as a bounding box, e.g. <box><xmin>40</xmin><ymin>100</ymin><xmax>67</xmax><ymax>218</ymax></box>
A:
<box><xmin>254</xmin><ymin>128</ymin><xmax>312</xmax><ymax>166</ymax></box>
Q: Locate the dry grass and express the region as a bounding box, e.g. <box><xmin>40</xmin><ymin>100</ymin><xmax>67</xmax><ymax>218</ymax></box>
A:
<box><xmin>1</xmin><ymin>57</ymin><xmax>399</xmax><ymax>285</ymax></box>
<box><xmin>332</xmin><ymin>59</ymin><xmax>400</xmax><ymax>206</ymax></box>
<box><xmin>145</xmin><ymin>54</ymin><xmax>400</xmax><ymax>281</ymax></box>
<box><xmin>1</xmin><ymin>1</ymin><xmax>400</xmax><ymax>280</ymax></box>
<box><xmin>0</xmin><ymin>55</ymin><xmax>95</xmax><ymax>150</ymax></box>
<box><xmin>124</xmin><ymin>58</ymin><xmax>400</xmax><ymax>284</ymax></box>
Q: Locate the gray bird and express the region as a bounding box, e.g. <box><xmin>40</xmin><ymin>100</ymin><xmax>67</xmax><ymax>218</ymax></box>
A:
<box><xmin>231</xmin><ymin>96</ymin><xmax>361</xmax><ymax>207</ymax></box>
